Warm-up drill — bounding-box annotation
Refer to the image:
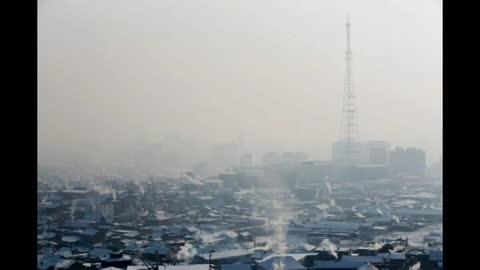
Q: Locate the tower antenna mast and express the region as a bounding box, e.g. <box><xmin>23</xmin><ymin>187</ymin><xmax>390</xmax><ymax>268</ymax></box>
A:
<box><xmin>339</xmin><ymin>15</ymin><xmax>359</xmax><ymax>165</ymax></box>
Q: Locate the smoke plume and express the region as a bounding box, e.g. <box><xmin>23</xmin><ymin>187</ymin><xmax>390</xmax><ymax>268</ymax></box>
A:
<box><xmin>320</xmin><ymin>239</ymin><xmax>338</xmax><ymax>259</ymax></box>
<box><xmin>176</xmin><ymin>243</ymin><xmax>197</xmax><ymax>262</ymax></box>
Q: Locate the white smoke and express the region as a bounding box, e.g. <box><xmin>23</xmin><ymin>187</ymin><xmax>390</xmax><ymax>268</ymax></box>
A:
<box><xmin>270</xmin><ymin>210</ymin><xmax>293</xmax><ymax>255</ymax></box>
<box><xmin>303</xmin><ymin>243</ymin><xmax>315</xmax><ymax>251</ymax></box>
<box><xmin>176</xmin><ymin>243</ymin><xmax>197</xmax><ymax>262</ymax></box>
<box><xmin>90</xmin><ymin>180</ymin><xmax>97</xmax><ymax>191</ymax></box>
<box><xmin>135</xmin><ymin>178</ymin><xmax>145</xmax><ymax>195</ymax></box>
<box><xmin>90</xmin><ymin>199</ymin><xmax>96</xmax><ymax>212</ymax></box>
<box><xmin>139</xmin><ymin>183</ymin><xmax>145</xmax><ymax>195</ymax></box>
<box><xmin>392</xmin><ymin>215</ymin><xmax>400</xmax><ymax>223</ymax></box>
<box><xmin>320</xmin><ymin>239</ymin><xmax>338</xmax><ymax>259</ymax></box>
<box><xmin>180</xmin><ymin>172</ymin><xmax>203</xmax><ymax>186</ymax></box>
<box><xmin>325</xmin><ymin>182</ymin><xmax>332</xmax><ymax>193</ymax></box>
<box><xmin>370</xmin><ymin>242</ymin><xmax>382</xmax><ymax>250</ymax></box>
<box><xmin>330</xmin><ymin>199</ymin><xmax>336</xmax><ymax>207</ymax></box>
<box><xmin>252</xmin><ymin>190</ymin><xmax>295</xmax><ymax>255</ymax></box>
<box><xmin>273</xmin><ymin>260</ymin><xmax>285</xmax><ymax>270</ymax></box>
<box><xmin>70</xmin><ymin>200</ymin><xmax>78</xmax><ymax>220</ymax></box>
<box><xmin>93</xmin><ymin>184</ymin><xmax>112</xmax><ymax>195</ymax></box>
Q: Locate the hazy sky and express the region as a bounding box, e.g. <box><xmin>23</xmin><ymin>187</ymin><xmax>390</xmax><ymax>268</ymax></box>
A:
<box><xmin>38</xmin><ymin>0</ymin><xmax>442</xmax><ymax>164</ymax></box>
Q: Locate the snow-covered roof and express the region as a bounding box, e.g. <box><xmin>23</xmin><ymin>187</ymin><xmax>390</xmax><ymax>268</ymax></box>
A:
<box><xmin>123</xmin><ymin>231</ymin><xmax>140</xmax><ymax>238</ymax></box>
<box><xmin>83</xmin><ymin>228</ymin><xmax>99</xmax><ymax>236</ymax></box>
<box><xmin>428</xmin><ymin>249</ymin><xmax>443</xmax><ymax>261</ymax></box>
<box><xmin>101</xmin><ymin>253</ymin><xmax>132</xmax><ymax>262</ymax></box>
<box><xmin>380</xmin><ymin>253</ymin><xmax>405</xmax><ymax>260</ymax></box>
<box><xmin>38</xmin><ymin>254</ymin><xmax>62</xmax><ymax>270</ymax></box>
<box><xmin>54</xmin><ymin>247</ymin><xmax>72</xmax><ymax>258</ymax></box>
<box><xmin>392</xmin><ymin>199</ymin><xmax>419</xmax><ymax>207</ymax></box>
<box><xmin>313</xmin><ymin>260</ymin><xmax>364</xmax><ymax>269</ymax></box>
<box><xmin>258</xmin><ymin>256</ymin><xmax>307</xmax><ymax>270</ymax></box>
<box><xmin>61</xmin><ymin>235</ymin><xmax>80</xmax><ymax>243</ymax></box>
<box><xmin>148</xmin><ymin>210</ymin><xmax>171</xmax><ymax>221</ymax></box>
<box><xmin>262</xmin><ymin>253</ymin><xmax>317</xmax><ymax>262</ymax></box>
<box><xmin>61</xmin><ymin>189</ymin><xmax>91</xmax><ymax>194</ymax></box>
<box><xmin>342</xmin><ymin>255</ymin><xmax>384</xmax><ymax>264</ymax></box>
<box><xmin>89</xmin><ymin>248</ymin><xmax>111</xmax><ymax>258</ymax></box>
<box><xmin>142</xmin><ymin>246</ymin><xmax>171</xmax><ymax>255</ymax></box>
<box><xmin>223</xmin><ymin>231</ymin><xmax>239</xmax><ymax>239</ymax></box>
<box><xmin>128</xmin><ymin>264</ymin><xmax>211</xmax><ymax>270</ymax></box>
<box><xmin>399</xmin><ymin>192</ymin><xmax>436</xmax><ymax>199</ymax></box>
<box><xmin>221</xmin><ymin>264</ymin><xmax>252</xmax><ymax>270</ymax></box>
<box><xmin>39</xmin><ymin>232</ymin><xmax>57</xmax><ymax>239</ymax></box>
<box><xmin>239</xmin><ymin>232</ymin><xmax>251</xmax><ymax>237</ymax></box>
<box><xmin>302</xmin><ymin>221</ymin><xmax>360</xmax><ymax>231</ymax></box>
<box><xmin>54</xmin><ymin>259</ymin><xmax>75</xmax><ymax>269</ymax></box>
<box><xmin>357</xmin><ymin>263</ymin><xmax>379</xmax><ymax>270</ymax></box>
<box><xmin>394</xmin><ymin>208</ymin><xmax>442</xmax><ymax>216</ymax></box>
<box><xmin>197</xmin><ymin>249</ymin><xmax>251</xmax><ymax>260</ymax></box>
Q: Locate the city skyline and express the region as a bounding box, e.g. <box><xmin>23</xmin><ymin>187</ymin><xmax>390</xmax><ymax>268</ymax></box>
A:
<box><xmin>38</xmin><ymin>0</ymin><xmax>442</xmax><ymax>166</ymax></box>
<box><xmin>37</xmin><ymin>2</ymin><xmax>442</xmax><ymax>269</ymax></box>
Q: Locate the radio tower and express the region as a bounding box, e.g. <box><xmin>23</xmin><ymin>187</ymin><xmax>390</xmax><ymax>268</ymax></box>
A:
<box><xmin>339</xmin><ymin>15</ymin><xmax>359</xmax><ymax>165</ymax></box>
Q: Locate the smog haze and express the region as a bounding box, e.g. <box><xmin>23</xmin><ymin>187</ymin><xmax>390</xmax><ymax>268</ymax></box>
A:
<box><xmin>38</xmin><ymin>0</ymin><xmax>442</xmax><ymax>171</ymax></box>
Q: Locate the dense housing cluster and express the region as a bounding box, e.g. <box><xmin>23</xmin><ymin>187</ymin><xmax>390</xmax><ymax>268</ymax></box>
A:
<box><xmin>38</xmin><ymin>164</ymin><xmax>442</xmax><ymax>270</ymax></box>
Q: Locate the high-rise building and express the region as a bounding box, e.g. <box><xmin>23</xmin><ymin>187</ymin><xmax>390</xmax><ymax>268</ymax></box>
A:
<box><xmin>388</xmin><ymin>147</ymin><xmax>426</xmax><ymax>177</ymax></box>
<box><xmin>263</xmin><ymin>152</ymin><xmax>308</xmax><ymax>166</ymax></box>
<box><xmin>240</xmin><ymin>153</ymin><xmax>253</xmax><ymax>167</ymax></box>
<box><xmin>430</xmin><ymin>157</ymin><xmax>443</xmax><ymax>179</ymax></box>
<box><xmin>332</xmin><ymin>141</ymin><xmax>363</xmax><ymax>164</ymax></box>
<box><xmin>332</xmin><ymin>140</ymin><xmax>389</xmax><ymax>165</ymax></box>
<box><xmin>263</xmin><ymin>152</ymin><xmax>281</xmax><ymax>166</ymax></box>
<box><xmin>281</xmin><ymin>152</ymin><xmax>308</xmax><ymax>165</ymax></box>
<box><xmin>366</xmin><ymin>141</ymin><xmax>390</xmax><ymax>165</ymax></box>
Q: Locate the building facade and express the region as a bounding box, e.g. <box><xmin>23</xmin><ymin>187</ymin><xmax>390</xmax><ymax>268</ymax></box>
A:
<box><xmin>388</xmin><ymin>147</ymin><xmax>426</xmax><ymax>177</ymax></box>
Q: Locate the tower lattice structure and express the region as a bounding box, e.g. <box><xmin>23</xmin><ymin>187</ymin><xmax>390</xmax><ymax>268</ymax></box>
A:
<box><xmin>339</xmin><ymin>16</ymin><xmax>359</xmax><ymax>165</ymax></box>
